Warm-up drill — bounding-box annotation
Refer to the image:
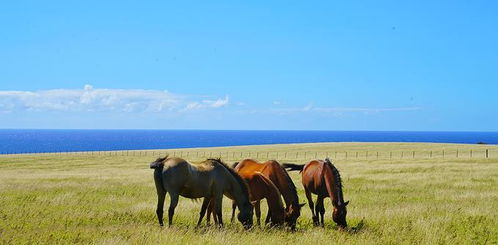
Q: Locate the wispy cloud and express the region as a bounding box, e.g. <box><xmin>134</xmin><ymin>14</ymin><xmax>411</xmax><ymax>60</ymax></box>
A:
<box><xmin>0</xmin><ymin>85</ymin><xmax>229</xmax><ymax>113</ymax></box>
<box><xmin>184</xmin><ymin>96</ymin><xmax>229</xmax><ymax>111</ymax></box>
<box><xmin>270</xmin><ymin>104</ymin><xmax>421</xmax><ymax>114</ymax></box>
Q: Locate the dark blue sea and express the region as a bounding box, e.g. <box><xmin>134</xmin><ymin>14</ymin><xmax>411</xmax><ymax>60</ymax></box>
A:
<box><xmin>0</xmin><ymin>129</ymin><xmax>497</xmax><ymax>154</ymax></box>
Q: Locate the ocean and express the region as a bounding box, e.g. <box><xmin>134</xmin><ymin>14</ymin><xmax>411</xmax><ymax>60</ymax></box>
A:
<box><xmin>0</xmin><ymin>129</ymin><xmax>497</xmax><ymax>154</ymax></box>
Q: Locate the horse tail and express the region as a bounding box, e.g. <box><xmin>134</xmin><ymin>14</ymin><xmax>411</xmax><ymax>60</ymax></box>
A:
<box><xmin>150</xmin><ymin>156</ymin><xmax>168</xmax><ymax>193</ymax></box>
<box><xmin>282</xmin><ymin>163</ymin><xmax>304</xmax><ymax>173</ymax></box>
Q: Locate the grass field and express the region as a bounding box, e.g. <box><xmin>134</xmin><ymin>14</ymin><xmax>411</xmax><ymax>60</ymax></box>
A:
<box><xmin>1</xmin><ymin>142</ymin><xmax>497</xmax><ymax>244</ymax></box>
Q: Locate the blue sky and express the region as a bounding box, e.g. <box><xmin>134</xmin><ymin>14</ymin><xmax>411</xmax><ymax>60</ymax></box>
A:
<box><xmin>0</xmin><ymin>1</ymin><xmax>497</xmax><ymax>130</ymax></box>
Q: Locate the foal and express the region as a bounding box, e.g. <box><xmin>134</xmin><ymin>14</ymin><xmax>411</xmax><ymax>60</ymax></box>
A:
<box><xmin>233</xmin><ymin>159</ymin><xmax>304</xmax><ymax>230</ymax></box>
<box><xmin>204</xmin><ymin>171</ymin><xmax>285</xmax><ymax>227</ymax></box>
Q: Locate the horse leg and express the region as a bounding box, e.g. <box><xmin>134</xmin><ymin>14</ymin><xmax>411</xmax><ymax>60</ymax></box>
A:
<box><xmin>254</xmin><ymin>200</ymin><xmax>261</xmax><ymax>226</ymax></box>
<box><xmin>207</xmin><ymin>198</ymin><xmax>215</xmax><ymax>225</ymax></box>
<box><xmin>265</xmin><ymin>209</ymin><xmax>271</xmax><ymax>225</ymax></box>
<box><xmin>316</xmin><ymin>196</ymin><xmax>325</xmax><ymax>227</ymax></box>
<box><xmin>197</xmin><ymin>198</ymin><xmax>210</xmax><ymax>227</ymax></box>
<box><xmin>305</xmin><ymin>188</ymin><xmax>318</xmax><ymax>226</ymax></box>
<box><xmin>168</xmin><ymin>192</ymin><xmax>179</xmax><ymax>226</ymax></box>
<box><xmin>231</xmin><ymin>200</ymin><xmax>237</xmax><ymax>223</ymax></box>
<box><xmin>156</xmin><ymin>190</ymin><xmax>166</xmax><ymax>226</ymax></box>
<box><xmin>212</xmin><ymin>199</ymin><xmax>219</xmax><ymax>224</ymax></box>
<box><xmin>214</xmin><ymin>195</ymin><xmax>224</xmax><ymax>227</ymax></box>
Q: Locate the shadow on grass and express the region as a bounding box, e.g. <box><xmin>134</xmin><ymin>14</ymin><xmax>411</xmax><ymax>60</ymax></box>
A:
<box><xmin>348</xmin><ymin>219</ymin><xmax>366</xmax><ymax>234</ymax></box>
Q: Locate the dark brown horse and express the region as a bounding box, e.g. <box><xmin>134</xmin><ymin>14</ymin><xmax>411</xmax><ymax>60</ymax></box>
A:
<box><xmin>233</xmin><ymin>159</ymin><xmax>305</xmax><ymax>230</ymax></box>
<box><xmin>283</xmin><ymin>158</ymin><xmax>349</xmax><ymax>228</ymax></box>
<box><xmin>150</xmin><ymin>156</ymin><xmax>253</xmax><ymax>229</ymax></box>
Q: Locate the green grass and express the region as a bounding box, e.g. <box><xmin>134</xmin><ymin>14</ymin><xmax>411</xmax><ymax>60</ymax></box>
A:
<box><xmin>0</xmin><ymin>142</ymin><xmax>497</xmax><ymax>244</ymax></box>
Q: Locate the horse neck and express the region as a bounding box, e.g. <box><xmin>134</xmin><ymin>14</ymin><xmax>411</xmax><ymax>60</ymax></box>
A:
<box><xmin>264</xmin><ymin>181</ymin><xmax>285</xmax><ymax>214</ymax></box>
<box><xmin>270</xmin><ymin>165</ymin><xmax>300</xmax><ymax>208</ymax></box>
<box><xmin>228</xmin><ymin>174</ymin><xmax>251</xmax><ymax>209</ymax></box>
<box><xmin>258</xmin><ymin>178</ymin><xmax>285</xmax><ymax>224</ymax></box>
<box><xmin>322</xmin><ymin>163</ymin><xmax>343</xmax><ymax>207</ymax></box>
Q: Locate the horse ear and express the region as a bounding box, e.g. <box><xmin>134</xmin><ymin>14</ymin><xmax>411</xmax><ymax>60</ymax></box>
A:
<box><xmin>344</xmin><ymin>200</ymin><xmax>350</xmax><ymax>206</ymax></box>
<box><xmin>299</xmin><ymin>203</ymin><xmax>306</xmax><ymax>208</ymax></box>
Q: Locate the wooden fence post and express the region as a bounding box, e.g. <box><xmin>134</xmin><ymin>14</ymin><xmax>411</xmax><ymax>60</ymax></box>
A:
<box><xmin>486</xmin><ymin>149</ymin><xmax>488</xmax><ymax>158</ymax></box>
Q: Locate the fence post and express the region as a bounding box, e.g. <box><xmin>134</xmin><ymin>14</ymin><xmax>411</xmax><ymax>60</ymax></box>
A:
<box><xmin>315</xmin><ymin>152</ymin><xmax>317</xmax><ymax>159</ymax></box>
<box><xmin>470</xmin><ymin>150</ymin><xmax>472</xmax><ymax>158</ymax></box>
<box><xmin>412</xmin><ymin>151</ymin><xmax>415</xmax><ymax>158</ymax></box>
<box><xmin>377</xmin><ymin>152</ymin><xmax>379</xmax><ymax>159</ymax></box>
<box><xmin>442</xmin><ymin>150</ymin><xmax>445</xmax><ymax>159</ymax></box>
<box><xmin>401</xmin><ymin>152</ymin><xmax>404</xmax><ymax>159</ymax></box>
<box><xmin>486</xmin><ymin>149</ymin><xmax>488</xmax><ymax>158</ymax></box>
<box><xmin>430</xmin><ymin>151</ymin><xmax>432</xmax><ymax>158</ymax></box>
<box><xmin>456</xmin><ymin>150</ymin><xmax>458</xmax><ymax>158</ymax></box>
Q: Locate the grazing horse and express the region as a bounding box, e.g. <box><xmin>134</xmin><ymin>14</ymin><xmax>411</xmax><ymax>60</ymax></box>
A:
<box><xmin>204</xmin><ymin>171</ymin><xmax>286</xmax><ymax>227</ymax></box>
<box><xmin>150</xmin><ymin>156</ymin><xmax>253</xmax><ymax>229</ymax></box>
<box><xmin>283</xmin><ymin>158</ymin><xmax>349</xmax><ymax>228</ymax></box>
<box><xmin>233</xmin><ymin>159</ymin><xmax>305</xmax><ymax>230</ymax></box>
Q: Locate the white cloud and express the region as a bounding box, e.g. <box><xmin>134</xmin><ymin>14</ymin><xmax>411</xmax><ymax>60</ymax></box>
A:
<box><xmin>270</xmin><ymin>104</ymin><xmax>421</xmax><ymax>114</ymax></box>
<box><xmin>0</xmin><ymin>85</ymin><xmax>229</xmax><ymax>113</ymax></box>
<box><xmin>184</xmin><ymin>96</ymin><xmax>229</xmax><ymax>111</ymax></box>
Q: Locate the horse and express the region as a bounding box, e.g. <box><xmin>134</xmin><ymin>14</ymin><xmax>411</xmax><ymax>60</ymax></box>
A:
<box><xmin>149</xmin><ymin>156</ymin><xmax>253</xmax><ymax>229</ymax></box>
<box><xmin>283</xmin><ymin>158</ymin><xmax>349</xmax><ymax>229</ymax></box>
<box><xmin>204</xmin><ymin>171</ymin><xmax>286</xmax><ymax>227</ymax></box>
<box><xmin>232</xmin><ymin>159</ymin><xmax>305</xmax><ymax>230</ymax></box>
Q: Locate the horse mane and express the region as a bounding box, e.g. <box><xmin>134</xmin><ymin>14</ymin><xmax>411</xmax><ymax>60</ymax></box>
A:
<box><xmin>156</xmin><ymin>155</ymin><xmax>169</xmax><ymax>162</ymax></box>
<box><xmin>209</xmin><ymin>158</ymin><xmax>250</xmax><ymax>198</ymax></box>
<box><xmin>324</xmin><ymin>158</ymin><xmax>344</xmax><ymax>205</ymax></box>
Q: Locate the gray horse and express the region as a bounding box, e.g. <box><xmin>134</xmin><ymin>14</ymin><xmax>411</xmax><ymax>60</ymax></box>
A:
<box><xmin>150</xmin><ymin>156</ymin><xmax>253</xmax><ymax>229</ymax></box>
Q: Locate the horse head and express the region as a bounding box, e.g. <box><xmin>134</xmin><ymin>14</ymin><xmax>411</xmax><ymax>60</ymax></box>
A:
<box><xmin>284</xmin><ymin>203</ymin><xmax>305</xmax><ymax>230</ymax></box>
<box><xmin>332</xmin><ymin>200</ymin><xmax>349</xmax><ymax>229</ymax></box>
<box><xmin>237</xmin><ymin>202</ymin><xmax>254</xmax><ymax>229</ymax></box>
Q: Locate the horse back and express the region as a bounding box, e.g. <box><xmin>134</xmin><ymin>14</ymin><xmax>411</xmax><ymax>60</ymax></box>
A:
<box><xmin>302</xmin><ymin>160</ymin><xmax>328</xmax><ymax>195</ymax></box>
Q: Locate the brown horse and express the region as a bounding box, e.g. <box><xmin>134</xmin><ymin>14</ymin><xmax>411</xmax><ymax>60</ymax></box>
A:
<box><xmin>283</xmin><ymin>158</ymin><xmax>349</xmax><ymax>228</ymax></box>
<box><xmin>233</xmin><ymin>159</ymin><xmax>305</xmax><ymax>230</ymax></box>
<box><xmin>150</xmin><ymin>156</ymin><xmax>253</xmax><ymax>229</ymax></box>
<box><xmin>204</xmin><ymin>171</ymin><xmax>286</xmax><ymax>227</ymax></box>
